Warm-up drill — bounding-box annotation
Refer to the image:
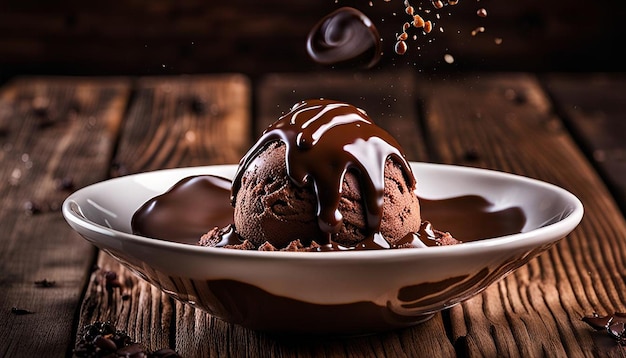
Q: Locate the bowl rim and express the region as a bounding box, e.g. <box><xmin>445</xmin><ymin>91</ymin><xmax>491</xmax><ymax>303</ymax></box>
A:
<box><xmin>62</xmin><ymin>162</ymin><xmax>584</xmax><ymax>261</ymax></box>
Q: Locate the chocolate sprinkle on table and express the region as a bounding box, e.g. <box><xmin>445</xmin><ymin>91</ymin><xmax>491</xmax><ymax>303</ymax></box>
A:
<box><xmin>11</xmin><ymin>307</ymin><xmax>33</xmax><ymax>315</ymax></box>
<box><xmin>583</xmin><ymin>312</ymin><xmax>626</xmax><ymax>345</ymax></box>
<box><xmin>74</xmin><ymin>321</ymin><xmax>182</xmax><ymax>358</ymax></box>
<box><xmin>34</xmin><ymin>279</ymin><xmax>56</xmax><ymax>288</ymax></box>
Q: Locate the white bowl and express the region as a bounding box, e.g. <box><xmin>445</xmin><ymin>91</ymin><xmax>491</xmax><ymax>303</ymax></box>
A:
<box><xmin>62</xmin><ymin>163</ymin><xmax>583</xmax><ymax>334</ymax></box>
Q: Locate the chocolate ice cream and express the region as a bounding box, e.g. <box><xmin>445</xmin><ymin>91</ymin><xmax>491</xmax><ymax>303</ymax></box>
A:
<box><xmin>231</xmin><ymin>140</ymin><xmax>421</xmax><ymax>249</ymax></box>
<box><xmin>207</xmin><ymin>99</ymin><xmax>425</xmax><ymax>251</ymax></box>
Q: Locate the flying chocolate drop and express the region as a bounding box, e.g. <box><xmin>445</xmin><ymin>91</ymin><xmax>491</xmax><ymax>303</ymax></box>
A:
<box><xmin>306</xmin><ymin>7</ymin><xmax>381</xmax><ymax>69</ymax></box>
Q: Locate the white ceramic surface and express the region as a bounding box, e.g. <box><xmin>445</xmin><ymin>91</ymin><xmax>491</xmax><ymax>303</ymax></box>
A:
<box><xmin>62</xmin><ymin>163</ymin><xmax>583</xmax><ymax>334</ymax></box>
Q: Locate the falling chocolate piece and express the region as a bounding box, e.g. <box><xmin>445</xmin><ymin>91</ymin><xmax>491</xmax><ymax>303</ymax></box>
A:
<box><xmin>307</xmin><ymin>7</ymin><xmax>381</xmax><ymax>69</ymax></box>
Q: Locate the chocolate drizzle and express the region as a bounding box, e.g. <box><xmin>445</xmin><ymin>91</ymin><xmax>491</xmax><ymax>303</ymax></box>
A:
<box><xmin>231</xmin><ymin>99</ymin><xmax>415</xmax><ymax>247</ymax></box>
<box><xmin>131</xmin><ymin>100</ymin><xmax>526</xmax><ymax>250</ymax></box>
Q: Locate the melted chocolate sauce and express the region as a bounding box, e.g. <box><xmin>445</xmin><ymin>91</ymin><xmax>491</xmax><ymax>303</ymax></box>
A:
<box><xmin>307</xmin><ymin>7</ymin><xmax>381</xmax><ymax>69</ymax></box>
<box><xmin>232</xmin><ymin>99</ymin><xmax>415</xmax><ymax>247</ymax></box>
<box><xmin>132</xmin><ymin>175</ymin><xmax>526</xmax><ymax>247</ymax></box>
<box><xmin>420</xmin><ymin>196</ymin><xmax>527</xmax><ymax>242</ymax></box>
<box><xmin>131</xmin><ymin>175</ymin><xmax>233</xmax><ymax>244</ymax></box>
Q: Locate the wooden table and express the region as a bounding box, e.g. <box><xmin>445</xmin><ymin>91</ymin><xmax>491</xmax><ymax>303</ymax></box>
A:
<box><xmin>1</xmin><ymin>72</ymin><xmax>625</xmax><ymax>357</ymax></box>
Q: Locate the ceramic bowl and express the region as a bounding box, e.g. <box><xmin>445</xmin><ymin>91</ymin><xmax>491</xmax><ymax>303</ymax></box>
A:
<box><xmin>62</xmin><ymin>163</ymin><xmax>583</xmax><ymax>334</ymax></box>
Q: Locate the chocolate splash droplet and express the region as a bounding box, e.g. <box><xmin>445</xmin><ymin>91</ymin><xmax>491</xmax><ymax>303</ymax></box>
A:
<box><xmin>307</xmin><ymin>7</ymin><xmax>381</xmax><ymax>69</ymax></box>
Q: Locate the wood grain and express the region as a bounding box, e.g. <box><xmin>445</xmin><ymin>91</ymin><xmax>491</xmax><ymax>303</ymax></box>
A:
<box><xmin>3</xmin><ymin>73</ymin><xmax>625</xmax><ymax>357</ymax></box>
<box><xmin>76</xmin><ymin>74</ymin><xmax>252</xmax><ymax>355</ymax></box>
<box><xmin>0</xmin><ymin>77</ymin><xmax>130</xmax><ymax>357</ymax></box>
<box><xmin>543</xmin><ymin>74</ymin><xmax>626</xmax><ymax>215</ymax></box>
<box><xmin>112</xmin><ymin>74</ymin><xmax>250</xmax><ymax>174</ymax></box>
<box><xmin>419</xmin><ymin>73</ymin><xmax>626</xmax><ymax>356</ymax></box>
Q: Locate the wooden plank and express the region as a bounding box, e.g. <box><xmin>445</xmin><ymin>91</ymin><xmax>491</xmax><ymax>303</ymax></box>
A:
<box><xmin>76</xmin><ymin>75</ymin><xmax>252</xmax><ymax>356</ymax></box>
<box><xmin>0</xmin><ymin>77</ymin><xmax>130</xmax><ymax>357</ymax></box>
<box><xmin>419</xmin><ymin>73</ymin><xmax>626</xmax><ymax>356</ymax></box>
<box><xmin>112</xmin><ymin>75</ymin><xmax>251</xmax><ymax>173</ymax></box>
<box><xmin>542</xmin><ymin>74</ymin><xmax>626</xmax><ymax>214</ymax></box>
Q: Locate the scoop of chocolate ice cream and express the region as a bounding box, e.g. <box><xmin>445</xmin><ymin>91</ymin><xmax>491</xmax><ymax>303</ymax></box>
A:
<box><xmin>234</xmin><ymin>141</ymin><xmax>421</xmax><ymax>248</ymax></box>
<box><xmin>230</xmin><ymin>99</ymin><xmax>421</xmax><ymax>250</ymax></box>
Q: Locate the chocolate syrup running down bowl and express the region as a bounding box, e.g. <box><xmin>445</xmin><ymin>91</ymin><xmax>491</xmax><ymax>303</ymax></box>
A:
<box><xmin>63</xmin><ymin>163</ymin><xmax>583</xmax><ymax>334</ymax></box>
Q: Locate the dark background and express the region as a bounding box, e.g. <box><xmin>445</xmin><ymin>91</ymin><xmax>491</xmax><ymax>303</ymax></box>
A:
<box><xmin>0</xmin><ymin>0</ymin><xmax>623</xmax><ymax>80</ymax></box>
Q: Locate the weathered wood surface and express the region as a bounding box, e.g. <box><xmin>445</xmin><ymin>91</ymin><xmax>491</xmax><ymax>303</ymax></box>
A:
<box><xmin>1</xmin><ymin>72</ymin><xmax>625</xmax><ymax>357</ymax></box>
<box><xmin>77</xmin><ymin>74</ymin><xmax>252</xmax><ymax>356</ymax></box>
<box><xmin>543</xmin><ymin>74</ymin><xmax>626</xmax><ymax>215</ymax></box>
<box><xmin>0</xmin><ymin>77</ymin><xmax>130</xmax><ymax>357</ymax></box>
<box><xmin>419</xmin><ymin>73</ymin><xmax>626</xmax><ymax>357</ymax></box>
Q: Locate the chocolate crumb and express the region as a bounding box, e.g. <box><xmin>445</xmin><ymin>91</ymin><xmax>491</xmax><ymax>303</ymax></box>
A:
<box><xmin>110</xmin><ymin>161</ymin><xmax>128</xmax><ymax>177</ymax></box>
<box><xmin>583</xmin><ymin>312</ymin><xmax>626</xmax><ymax>345</ymax></box>
<box><xmin>57</xmin><ymin>177</ymin><xmax>75</xmax><ymax>191</ymax></box>
<box><xmin>189</xmin><ymin>96</ymin><xmax>206</xmax><ymax>115</ymax></box>
<box><xmin>609</xmin><ymin>322</ymin><xmax>626</xmax><ymax>342</ymax></box>
<box><xmin>35</xmin><ymin>279</ymin><xmax>56</xmax><ymax>288</ymax></box>
<box><xmin>24</xmin><ymin>201</ymin><xmax>44</xmax><ymax>215</ymax></box>
<box><xmin>104</xmin><ymin>271</ymin><xmax>122</xmax><ymax>291</ymax></box>
<box><xmin>224</xmin><ymin>239</ymin><xmax>255</xmax><ymax>250</ymax></box>
<box><xmin>198</xmin><ymin>227</ymin><xmax>224</xmax><ymax>247</ymax></box>
<box><xmin>11</xmin><ymin>307</ymin><xmax>33</xmax><ymax>315</ymax></box>
<box><xmin>462</xmin><ymin>148</ymin><xmax>480</xmax><ymax>162</ymax></box>
<box><xmin>37</xmin><ymin>116</ymin><xmax>56</xmax><ymax>129</ymax></box>
<box><xmin>104</xmin><ymin>271</ymin><xmax>118</xmax><ymax>282</ymax></box>
<box><xmin>258</xmin><ymin>241</ymin><xmax>278</xmax><ymax>251</ymax></box>
<box><xmin>436</xmin><ymin>231</ymin><xmax>461</xmax><ymax>246</ymax></box>
<box><xmin>282</xmin><ymin>239</ymin><xmax>305</xmax><ymax>252</ymax></box>
<box><xmin>74</xmin><ymin>321</ymin><xmax>182</xmax><ymax>358</ymax></box>
<box><xmin>68</xmin><ymin>101</ymin><xmax>82</xmax><ymax>115</ymax></box>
